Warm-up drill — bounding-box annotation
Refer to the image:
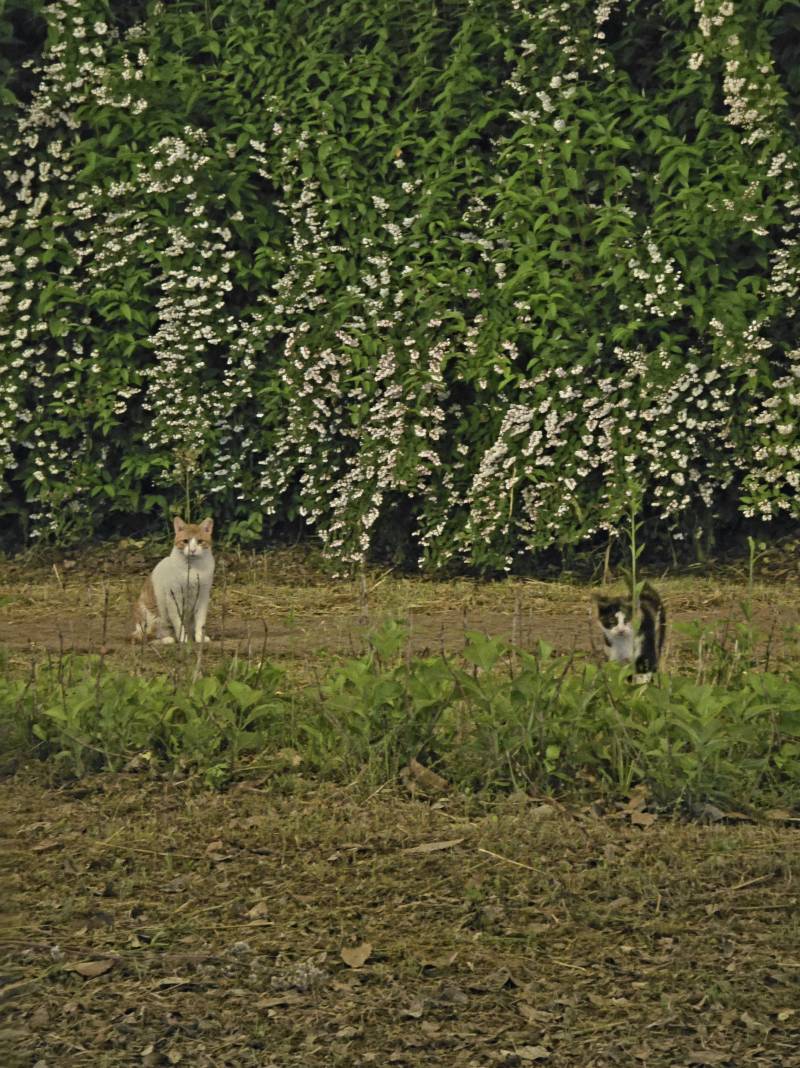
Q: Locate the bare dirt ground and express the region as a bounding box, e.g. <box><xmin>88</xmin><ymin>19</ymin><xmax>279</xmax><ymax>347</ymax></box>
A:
<box><xmin>2</xmin><ymin>773</ymin><xmax>800</xmax><ymax>1067</ymax></box>
<box><xmin>1</xmin><ymin>544</ymin><xmax>798</xmax><ymax>676</ymax></box>
<box><xmin>2</xmin><ymin>545</ymin><xmax>799</xmax><ymax>1066</ymax></box>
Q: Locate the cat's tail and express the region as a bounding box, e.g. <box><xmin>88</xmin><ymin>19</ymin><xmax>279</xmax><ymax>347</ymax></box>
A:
<box><xmin>639</xmin><ymin>582</ymin><xmax>667</xmax><ymax>656</ymax></box>
<box><xmin>131</xmin><ymin>618</ymin><xmax>155</xmax><ymax>642</ymax></box>
<box><xmin>131</xmin><ymin>579</ymin><xmax>160</xmax><ymax>642</ymax></box>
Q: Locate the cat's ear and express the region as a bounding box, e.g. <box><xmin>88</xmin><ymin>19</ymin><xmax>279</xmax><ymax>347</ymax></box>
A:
<box><xmin>198</xmin><ymin>517</ymin><xmax>214</xmax><ymax>536</ymax></box>
<box><xmin>173</xmin><ymin>515</ymin><xmax>187</xmax><ymax>532</ymax></box>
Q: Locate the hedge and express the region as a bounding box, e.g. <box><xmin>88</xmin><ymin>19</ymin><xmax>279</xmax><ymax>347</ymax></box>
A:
<box><xmin>1</xmin><ymin>0</ymin><xmax>798</xmax><ymax>568</ymax></box>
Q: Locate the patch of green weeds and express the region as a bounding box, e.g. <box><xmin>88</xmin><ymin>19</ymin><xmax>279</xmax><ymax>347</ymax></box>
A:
<box><xmin>434</xmin><ymin>637</ymin><xmax>800</xmax><ymax>812</ymax></box>
<box><xmin>2</xmin><ymin>620</ymin><xmax>799</xmax><ymax>811</ymax></box>
<box><xmin>1</xmin><ymin>654</ymin><xmax>290</xmax><ymax>787</ymax></box>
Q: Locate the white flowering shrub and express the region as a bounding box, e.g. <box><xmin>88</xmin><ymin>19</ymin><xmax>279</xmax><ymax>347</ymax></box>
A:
<box><xmin>1</xmin><ymin>0</ymin><xmax>798</xmax><ymax>567</ymax></box>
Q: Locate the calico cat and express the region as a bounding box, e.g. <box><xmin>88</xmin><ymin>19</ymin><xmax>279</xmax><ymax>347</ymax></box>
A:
<box><xmin>132</xmin><ymin>516</ymin><xmax>215</xmax><ymax>644</ymax></box>
<box><xmin>594</xmin><ymin>581</ymin><xmax>666</xmax><ymax>681</ymax></box>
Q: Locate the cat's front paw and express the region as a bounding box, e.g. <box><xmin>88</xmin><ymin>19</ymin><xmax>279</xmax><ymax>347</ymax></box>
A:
<box><xmin>159</xmin><ymin>635</ymin><xmax>176</xmax><ymax>645</ymax></box>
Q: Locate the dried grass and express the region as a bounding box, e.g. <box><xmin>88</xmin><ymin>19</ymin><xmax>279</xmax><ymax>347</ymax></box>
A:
<box><xmin>2</xmin><ymin>773</ymin><xmax>799</xmax><ymax>1066</ymax></box>
<box><xmin>1</xmin><ymin>547</ymin><xmax>798</xmax><ymax>680</ymax></box>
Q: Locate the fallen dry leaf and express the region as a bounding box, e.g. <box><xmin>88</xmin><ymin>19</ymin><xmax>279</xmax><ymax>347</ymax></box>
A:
<box><xmin>407</xmin><ymin>757</ymin><xmax>449</xmax><ymax>793</ymax></box>
<box><xmin>504</xmin><ymin>1046</ymin><xmax>551</xmax><ymax>1062</ymax></box>
<box><xmin>402</xmin><ymin>838</ymin><xmax>463</xmax><ymax>855</ymax></box>
<box><xmin>739</xmin><ymin>1010</ymin><xmax>767</xmax><ymax>1032</ymax></box>
<box><xmin>435</xmin><ymin>981</ymin><xmax>468</xmax><ymax>1005</ymax></box>
<box><xmin>686</xmin><ymin>1052</ymin><xmax>730</xmax><ymax>1065</ymax></box>
<box><xmin>335</xmin><ymin>1025</ymin><xmax>361</xmax><ymax>1039</ymax></box>
<box><xmin>518</xmin><ymin>1003</ymin><xmax>555</xmax><ymax>1024</ymax></box>
<box><xmin>400</xmin><ymin>997</ymin><xmax>425</xmax><ymax>1019</ymax></box>
<box><xmin>65</xmin><ymin>959</ymin><xmax>115</xmax><ymax>978</ymax></box>
<box><xmin>698</xmin><ymin>803</ymin><xmax>751</xmax><ymax>823</ymax></box>
<box><xmin>766</xmin><ymin>808</ymin><xmax>796</xmax><ymax>822</ymax></box>
<box><xmin>623</xmin><ymin>784</ymin><xmax>649</xmax><ymax>811</ymax></box>
<box><xmin>468</xmin><ymin>967</ymin><xmax>513</xmax><ymax>992</ymax></box>
<box><xmin>340</xmin><ymin>942</ymin><xmax>372</xmax><ymax>968</ymax></box>
<box><xmin>32</xmin><ymin>838</ymin><xmax>61</xmax><ymax>854</ymax></box>
<box><xmin>520</xmin><ymin>1047</ymin><xmax>551</xmax><ymax>1062</ymax></box>
<box><xmin>29</xmin><ymin>1006</ymin><xmax>49</xmax><ymax>1029</ymax></box>
<box><xmin>419</xmin><ymin>950</ymin><xmax>457</xmax><ymax>970</ymax></box>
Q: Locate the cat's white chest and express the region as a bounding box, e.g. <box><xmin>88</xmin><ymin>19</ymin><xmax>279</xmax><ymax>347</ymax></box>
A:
<box><xmin>605</xmin><ymin>630</ymin><xmax>639</xmax><ymax>663</ymax></box>
<box><xmin>602</xmin><ymin>612</ymin><xmax>641</xmax><ymax>664</ymax></box>
<box><xmin>157</xmin><ymin>551</ymin><xmax>214</xmax><ymax>591</ymax></box>
<box><xmin>151</xmin><ymin>550</ymin><xmax>214</xmax><ymax>617</ymax></box>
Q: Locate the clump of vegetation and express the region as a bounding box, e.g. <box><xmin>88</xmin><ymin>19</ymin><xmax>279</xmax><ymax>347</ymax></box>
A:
<box><xmin>1</xmin><ymin>652</ymin><xmax>289</xmax><ymax>789</ymax></box>
<box><xmin>3</xmin><ymin>620</ymin><xmax>799</xmax><ymax>812</ymax></box>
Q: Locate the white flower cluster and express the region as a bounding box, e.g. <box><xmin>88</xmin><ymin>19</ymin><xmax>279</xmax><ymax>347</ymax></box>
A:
<box><xmin>1</xmin><ymin>0</ymin><xmax>799</xmax><ymax>565</ymax></box>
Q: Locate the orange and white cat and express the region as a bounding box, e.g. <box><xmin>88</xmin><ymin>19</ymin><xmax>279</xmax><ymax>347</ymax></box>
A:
<box><xmin>132</xmin><ymin>516</ymin><xmax>215</xmax><ymax>643</ymax></box>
